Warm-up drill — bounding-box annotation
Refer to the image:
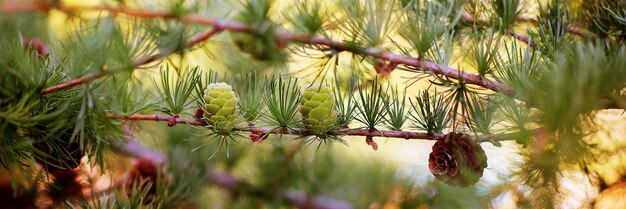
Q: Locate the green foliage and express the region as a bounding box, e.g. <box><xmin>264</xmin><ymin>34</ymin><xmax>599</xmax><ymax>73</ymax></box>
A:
<box><xmin>499</xmin><ymin>99</ymin><xmax>533</xmax><ymax>146</ymax></box>
<box><xmin>2</xmin><ymin>0</ymin><xmax>626</xmax><ymax>208</ymax></box>
<box><xmin>0</xmin><ymin>15</ymin><xmax>123</xmax><ymax>169</ymax></box>
<box><xmin>262</xmin><ymin>76</ymin><xmax>301</xmax><ymax>130</ymax></box>
<box><xmin>467</xmin><ymin>96</ymin><xmax>496</xmax><ymax>134</ymax></box>
<box><xmin>145</xmin><ymin>18</ymin><xmax>193</xmax><ymax>55</ymax></box>
<box><xmin>470</xmin><ymin>29</ymin><xmax>501</xmax><ymax>76</ymax></box>
<box><xmin>384</xmin><ymin>86</ymin><xmax>408</xmax><ymax>130</ymax></box>
<box><xmin>333</xmin><ymin>74</ymin><xmax>358</xmax><ymax>128</ymax></box>
<box><xmin>532</xmin><ymin>0</ymin><xmax>569</xmax><ymax>55</ymax></box>
<box><xmin>287</xmin><ymin>0</ymin><xmax>326</xmax><ymax>34</ymax></box>
<box><xmin>400</xmin><ymin>0</ymin><xmax>461</xmax><ymax>57</ymax></box>
<box><xmin>340</xmin><ymin>0</ymin><xmax>397</xmax><ymax>47</ymax></box>
<box><xmin>62</xmin><ymin>18</ymin><xmax>135</xmax><ymax>76</ymax></box>
<box><xmin>493</xmin><ymin>40</ymin><xmax>542</xmax><ymax>98</ymax></box>
<box><xmin>152</xmin><ymin>66</ymin><xmax>200</xmax><ymax>116</ymax></box>
<box><xmin>491</xmin><ymin>0</ymin><xmax>523</xmax><ymax>29</ymax></box>
<box><xmin>409</xmin><ymin>90</ymin><xmax>451</xmax><ymax>133</ymax></box>
<box><xmin>355</xmin><ymin>77</ymin><xmax>389</xmax><ymax>130</ymax></box>
<box><xmin>67</xmin><ymin>181</ymin><xmax>155</xmax><ymax>209</ymax></box>
<box><xmin>104</xmin><ymin>78</ymin><xmax>154</xmax><ymax>116</ymax></box>
<box><xmin>440</xmin><ymin>77</ymin><xmax>477</xmax><ymax>126</ymax></box>
<box><xmin>582</xmin><ymin>0</ymin><xmax>626</xmax><ymax>38</ymax></box>
<box><xmin>425</xmin><ymin>31</ymin><xmax>458</xmax><ymax>66</ymax></box>
<box><xmin>234</xmin><ymin>71</ymin><xmax>265</xmax><ymax>122</ymax></box>
<box><xmin>231</xmin><ymin>0</ymin><xmax>285</xmax><ymax>62</ymax></box>
<box><xmin>531</xmin><ymin>44</ymin><xmax>626</xmax><ymax>131</ymax></box>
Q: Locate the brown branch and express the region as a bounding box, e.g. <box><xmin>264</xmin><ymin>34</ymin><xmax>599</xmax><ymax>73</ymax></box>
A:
<box><xmin>39</xmin><ymin>25</ymin><xmax>223</xmax><ymax>95</ymax></box>
<box><xmin>106</xmin><ymin>113</ymin><xmax>518</xmax><ymax>144</ymax></box>
<box><xmin>7</xmin><ymin>3</ymin><xmax>618</xmax><ymax>111</ymax></box>
<box><xmin>515</xmin><ymin>16</ymin><xmax>597</xmax><ymax>39</ymax></box>
<box><xmin>461</xmin><ymin>13</ymin><xmax>536</xmax><ymax>49</ymax></box>
<box><xmin>507</xmin><ymin>29</ymin><xmax>536</xmax><ymax>48</ymax></box>
<box><xmin>106</xmin><ymin>113</ymin><xmax>207</xmax><ymax>126</ymax></box>
<box><xmin>40</xmin><ymin>71</ymin><xmax>107</xmax><ymax>95</ymax></box>
<box><xmin>462</xmin><ymin>13</ymin><xmax>597</xmax><ymax>41</ymax></box>
<box><xmin>106</xmin><ymin>113</ymin><xmax>445</xmax><ymax>140</ymax></box>
<box><xmin>111</xmin><ymin>130</ymin><xmax>354</xmax><ymax>209</ymax></box>
<box><xmin>3</xmin><ymin>2</ymin><xmax>516</xmax><ymax>97</ymax></box>
<box><xmin>19</xmin><ymin>3</ymin><xmax>615</xmax><ymax>108</ymax></box>
<box><xmin>280</xmin><ymin>32</ymin><xmax>516</xmax><ymax>95</ymax></box>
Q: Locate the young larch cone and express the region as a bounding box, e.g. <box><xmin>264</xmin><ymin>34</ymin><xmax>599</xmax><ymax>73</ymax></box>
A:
<box><xmin>299</xmin><ymin>84</ymin><xmax>337</xmax><ymax>136</ymax></box>
<box><xmin>202</xmin><ymin>83</ymin><xmax>240</xmax><ymax>134</ymax></box>
<box><xmin>428</xmin><ymin>132</ymin><xmax>488</xmax><ymax>186</ymax></box>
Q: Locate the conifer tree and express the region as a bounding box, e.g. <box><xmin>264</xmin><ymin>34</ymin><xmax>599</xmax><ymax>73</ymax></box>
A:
<box><xmin>0</xmin><ymin>0</ymin><xmax>625</xmax><ymax>208</ymax></box>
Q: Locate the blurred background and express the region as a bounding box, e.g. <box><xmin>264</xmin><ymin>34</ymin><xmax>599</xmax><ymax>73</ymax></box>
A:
<box><xmin>1</xmin><ymin>0</ymin><xmax>626</xmax><ymax>208</ymax></box>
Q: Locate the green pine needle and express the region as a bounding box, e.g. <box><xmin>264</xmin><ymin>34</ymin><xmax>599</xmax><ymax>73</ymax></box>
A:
<box><xmin>409</xmin><ymin>90</ymin><xmax>451</xmax><ymax>133</ymax></box>
<box><xmin>152</xmin><ymin>65</ymin><xmax>200</xmax><ymax>116</ymax></box>
<box><xmin>355</xmin><ymin>77</ymin><xmax>389</xmax><ymax>130</ymax></box>
<box><xmin>384</xmin><ymin>85</ymin><xmax>408</xmax><ymax>131</ymax></box>
<box><xmin>262</xmin><ymin>76</ymin><xmax>301</xmax><ymax>130</ymax></box>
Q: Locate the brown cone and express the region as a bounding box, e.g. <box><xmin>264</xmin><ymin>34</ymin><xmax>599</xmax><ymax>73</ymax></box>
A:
<box><xmin>428</xmin><ymin>132</ymin><xmax>488</xmax><ymax>186</ymax></box>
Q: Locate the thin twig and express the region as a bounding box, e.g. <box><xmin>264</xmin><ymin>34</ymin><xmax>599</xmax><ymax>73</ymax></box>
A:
<box><xmin>40</xmin><ymin>71</ymin><xmax>108</xmax><ymax>95</ymax></box>
<box><xmin>279</xmin><ymin>32</ymin><xmax>516</xmax><ymax>95</ymax></box>
<box><xmin>10</xmin><ymin>3</ymin><xmax>616</xmax><ymax>108</ymax></box>
<box><xmin>39</xmin><ymin>26</ymin><xmax>223</xmax><ymax>95</ymax></box>
<box><xmin>4</xmin><ymin>2</ymin><xmax>516</xmax><ymax>97</ymax></box>
<box><xmin>507</xmin><ymin>29</ymin><xmax>536</xmax><ymax>48</ymax></box>
<box><xmin>515</xmin><ymin>16</ymin><xmax>597</xmax><ymax>39</ymax></box>
<box><xmin>110</xmin><ymin>129</ymin><xmax>354</xmax><ymax>209</ymax></box>
<box><xmin>461</xmin><ymin>13</ymin><xmax>536</xmax><ymax>49</ymax></box>
<box><xmin>106</xmin><ymin>113</ymin><xmax>207</xmax><ymax>126</ymax></box>
<box><xmin>106</xmin><ymin>113</ymin><xmax>518</xmax><ymax>143</ymax></box>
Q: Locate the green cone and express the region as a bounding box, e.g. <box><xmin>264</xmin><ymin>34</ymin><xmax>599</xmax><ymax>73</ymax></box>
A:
<box><xmin>230</xmin><ymin>29</ymin><xmax>285</xmax><ymax>62</ymax></box>
<box><xmin>300</xmin><ymin>84</ymin><xmax>337</xmax><ymax>136</ymax></box>
<box><xmin>202</xmin><ymin>83</ymin><xmax>240</xmax><ymax>133</ymax></box>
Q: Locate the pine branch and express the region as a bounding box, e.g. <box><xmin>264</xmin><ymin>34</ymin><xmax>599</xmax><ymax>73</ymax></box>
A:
<box><xmin>460</xmin><ymin>13</ymin><xmax>536</xmax><ymax>49</ymax></box>
<box><xmin>39</xmin><ymin>71</ymin><xmax>108</xmax><ymax>95</ymax></box>
<box><xmin>105</xmin><ymin>113</ymin><xmax>515</xmax><ymax>143</ymax></box>
<box><xmin>3</xmin><ymin>2</ymin><xmax>515</xmax><ymax>97</ymax></box>
<box><xmin>39</xmin><ymin>26</ymin><xmax>223</xmax><ymax>95</ymax></box>
<box><xmin>7</xmin><ymin>2</ymin><xmax>619</xmax><ymax>112</ymax></box>
<box><xmin>506</xmin><ymin>29</ymin><xmax>537</xmax><ymax>48</ymax></box>
<box><xmin>112</xmin><ymin>135</ymin><xmax>354</xmax><ymax>209</ymax></box>
<box><xmin>515</xmin><ymin>16</ymin><xmax>597</xmax><ymax>39</ymax></box>
<box><xmin>106</xmin><ymin>113</ymin><xmax>206</xmax><ymax>126</ymax></box>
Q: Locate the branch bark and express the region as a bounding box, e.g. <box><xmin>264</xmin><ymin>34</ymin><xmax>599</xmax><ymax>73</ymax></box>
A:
<box><xmin>5</xmin><ymin>3</ymin><xmax>618</xmax><ymax>108</ymax></box>
<box><xmin>106</xmin><ymin>113</ymin><xmax>515</xmax><ymax>144</ymax></box>
<box><xmin>460</xmin><ymin>13</ymin><xmax>536</xmax><ymax>49</ymax></box>
<box><xmin>39</xmin><ymin>25</ymin><xmax>223</xmax><ymax>95</ymax></box>
<box><xmin>515</xmin><ymin>16</ymin><xmax>597</xmax><ymax>39</ymax></box>
<box><xmin>3</xmin><ymin>2</ymin><xmax>516</xmax><ymax>97</ymax></box>
<box><xmin>114</xmin><ymin>129</ymin><xmax>354</xmax><ymax>209</ymax></box>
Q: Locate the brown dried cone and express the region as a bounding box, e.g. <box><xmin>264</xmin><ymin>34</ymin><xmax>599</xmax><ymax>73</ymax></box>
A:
<box><xmin>31</xmin><ymin>127</ymin><xmax>85</xmax><ymax>172</ymax></box>
<box><xmin>0</xmin><ymin>180</ymin><xmax>37</xmax><ymax>209</ymax></box>
<box><xmin>32</xmin><ymin>129</ymin><xmax>85</xmax><ymax>202</ymax></box>
<box><xmin>121</xmin><ymin>158</ymin><xmax>163</xmax><ymax>203</ymax></box>
<box><xmin>47</xmin><ymin>168</ymin><xmax>83</xmax><ymax>202</ymax></box>
<box><xmin>428</xmin><ymin>133</ymin><xmax>488</xmax><ymax>186</ymax></box>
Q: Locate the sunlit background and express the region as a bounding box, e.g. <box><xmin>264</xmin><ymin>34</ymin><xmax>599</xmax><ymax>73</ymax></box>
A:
<box><xmin>5</xmin><ymin>0</ymin><xmax>626</xmax><ymax>208</ymax></box>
